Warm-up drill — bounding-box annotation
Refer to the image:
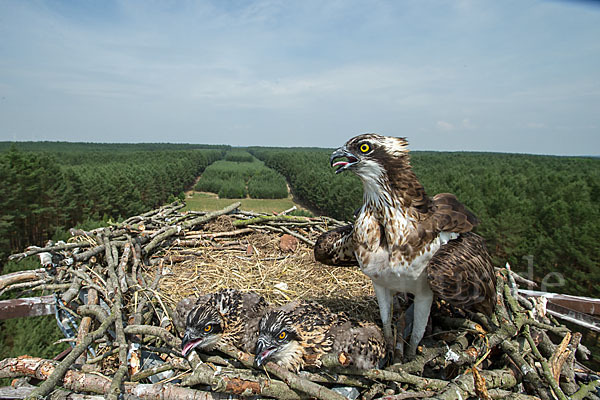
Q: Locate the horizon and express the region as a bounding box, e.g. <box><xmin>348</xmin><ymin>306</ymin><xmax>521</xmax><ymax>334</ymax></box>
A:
<box><xmin>1</xmin><ymin>139</ymin><xmax>598</xmax><ymax>158</ymax></box>
<box><xmin>1</xmin><ymin>1</ymin><xmax>599</xmax><ymax>156</ymax></box>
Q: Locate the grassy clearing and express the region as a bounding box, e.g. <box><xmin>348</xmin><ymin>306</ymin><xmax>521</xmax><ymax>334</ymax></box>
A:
<box><xmin>184</xmin><ymin>191</ymin><xmax>310</xmax><ymax>214</ymax></box>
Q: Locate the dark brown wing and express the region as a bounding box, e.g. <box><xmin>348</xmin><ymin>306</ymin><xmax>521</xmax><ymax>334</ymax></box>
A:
<box><xmin>430</xmin><ymin>193</ymin><xmax>479</xmax><ymax>233</ymax></box>
<box><xmin>241</xmin><ymin>292</ymin><xmax>269</xmax><ymax>317</ymax></box>
<box><xmin>240</xmin><ymin>292</ymin><xmax>270</xmax><ymax>354</ymax></box>
<box><xmin>427</xmin><ymin>232</ymin><xmax>496</xmax><ymax>315</ymax></box>
<box><xmin>314</xmin><ymin>224</ymin><xmax>358</xmax><ymax>266</ymax></box>
<box><xmin>290</xmin><ymin>301</ymin><xmax>338</xmax><ymax>367</ymax></box>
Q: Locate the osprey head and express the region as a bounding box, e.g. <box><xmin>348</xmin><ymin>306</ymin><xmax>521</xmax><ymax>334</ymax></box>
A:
<box><xmin>330</xmin><ymin>134</ymin><xmax>409</xmax><ymax>178</ymax></box>
<box><xmin>254</xmin><ymin>309</ymin><xmax>302</xmax><ymax>369</ymax></box>
<box><xmin>181</xmin><ymin>304</ymin><xmax>224</xmax><ymax>357</ymax></box>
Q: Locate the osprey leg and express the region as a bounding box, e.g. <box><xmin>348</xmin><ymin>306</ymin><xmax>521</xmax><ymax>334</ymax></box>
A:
<box><xmin>373</xmin><ymin>284</ymin><xmax>393</xmax><ymax>339</ymax></box>
<box><xmin>373</xmin><ymin>283</ymin><xmax>396</xmax><ymax>361</ymax></box>
<box><xmin>407</xmin><ymin>288</ymin><xmax>433</xmax><ymax>357</ymax></box>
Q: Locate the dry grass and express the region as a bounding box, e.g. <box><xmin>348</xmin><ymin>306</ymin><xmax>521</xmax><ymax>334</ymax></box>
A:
<box><xmin>155</xmin><ymin>215</ymin><xmax>379</xmax><ymax>320</ymax></box>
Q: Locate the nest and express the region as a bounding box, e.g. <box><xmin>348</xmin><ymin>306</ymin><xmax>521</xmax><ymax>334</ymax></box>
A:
<box><xmin>1</xmin><ymin>201</ymin><xmax>599</xmax><ymax>400</ymax></box>
<box><xmin>159</xmin><ymin>216</ymin><xmax>377</xmax><ymax>318</ymax></box>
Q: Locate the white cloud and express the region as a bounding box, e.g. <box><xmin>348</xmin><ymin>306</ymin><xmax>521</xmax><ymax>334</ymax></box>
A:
<box><xmin>436</xmin><ymin>119</ymin><xmax>475</xmax><ymax>132</ymax></box>
<box><xmin>0</xmin><ymin>0</ymin><xmax>599</xmax><ymax>154</ymax></box>
<box><xmin>437</xmin><ymin>121</ymin><xmax>455</xmax><ymax>131</ymax></box>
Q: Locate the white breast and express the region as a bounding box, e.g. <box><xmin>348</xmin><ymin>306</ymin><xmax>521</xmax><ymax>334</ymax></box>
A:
<box><xmin>358</xmin><ymin>231</ymin><xmax>459</xmax><ymax>295</ymax></box>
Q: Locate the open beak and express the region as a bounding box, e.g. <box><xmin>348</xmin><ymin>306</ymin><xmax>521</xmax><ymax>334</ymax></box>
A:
<box><xmin>181</xmin><ymin>332</ymin><xmax>203</xmax><ymax>357</ymax></box>
<box><xmin>330</xmin><ymin>146</ymin><xmax>359</xmax><ymax>174</ymax></box>
<box><xmin>254</xmin><ymin>341</ymin><xmax>277</xmax><ymax>367</ymax></box>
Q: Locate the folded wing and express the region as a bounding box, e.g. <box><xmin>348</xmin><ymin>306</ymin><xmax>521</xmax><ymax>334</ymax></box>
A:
<box><xmin>426</xmin><ymin>232</ymin><xmax>497</xmax><ymax>315</ymax></box>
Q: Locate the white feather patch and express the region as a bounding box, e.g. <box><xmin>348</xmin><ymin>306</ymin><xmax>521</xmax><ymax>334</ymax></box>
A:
<box><xmin>273</xmin><ymin>341</ymin><xmax>305</xmax><ymax>371</ymax></box>
<box><xmin>356</xmin><ymin>159</ymin><xmax>389</xmax><ymax>208</ymax></box>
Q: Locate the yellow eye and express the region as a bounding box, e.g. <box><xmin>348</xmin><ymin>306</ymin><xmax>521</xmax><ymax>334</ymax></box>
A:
<box><xmin>360</xmin><ymin>143</ymin><xmax>370</xmax><ymax>153</ymax></box>
<box><xmin>278</xmin><ymin>331</ymin><xmax>287</xmax><ymax>340</ymax></box>
<box><xmin>204</xmin><ymin>324</ymin><xmax>213</xmax><ymax>333</ymax></box>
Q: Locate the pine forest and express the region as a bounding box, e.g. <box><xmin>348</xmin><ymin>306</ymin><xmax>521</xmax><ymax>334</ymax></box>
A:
<box><xmin>1</xmin><ymin>142</ymin><xmax>598</xmax><ymax>298</ymax></box>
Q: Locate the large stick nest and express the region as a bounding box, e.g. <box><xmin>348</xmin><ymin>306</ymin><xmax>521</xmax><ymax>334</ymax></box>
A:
<box><xmin>1</xmin><ymin>201</ymin><xmax>599</xmax><ymax>400</ymax></box>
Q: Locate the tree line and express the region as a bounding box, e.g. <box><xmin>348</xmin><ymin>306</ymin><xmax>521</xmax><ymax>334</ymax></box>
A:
<box><xmin>250</xmin><ymin>147</ymin><xmax>600</xmax><ymax>298</ymax></box>
<box><xmin>0</xmin><ymin>144</ymin><xmax>225</xmax><ymax>260</ymax></box>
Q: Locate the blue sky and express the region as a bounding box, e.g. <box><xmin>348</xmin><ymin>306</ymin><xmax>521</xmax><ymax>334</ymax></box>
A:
<box><xmin>0</xmin><ymin>1</ymin><xmax>599</xmax><ymax>155</ymax></box>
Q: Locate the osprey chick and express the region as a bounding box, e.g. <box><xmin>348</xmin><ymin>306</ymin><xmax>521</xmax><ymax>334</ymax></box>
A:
<box><xmin>254</xmin><ymin>301</ymin><xmax>386</xmax><ymax>371</ymax></box>
<box><xmin>179</xmin><ymin>289</ymin><xmax>269</xmax><ymax>356</ymax></box>
<box><xmin>315</xmin><ymin>134</ymin><xmax>496</xmax><ymax>357</ymax></box>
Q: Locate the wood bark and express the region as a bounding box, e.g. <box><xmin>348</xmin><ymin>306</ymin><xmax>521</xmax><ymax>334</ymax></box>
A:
<box><xmin>0</xmin><ymin>296</ymin><xmax>55</xmax><ymax>320</ymax></box>
<box><xmin>0</xmin><ymin>356</ymin><xmax>236</xmax><ymax>399</ymax></box>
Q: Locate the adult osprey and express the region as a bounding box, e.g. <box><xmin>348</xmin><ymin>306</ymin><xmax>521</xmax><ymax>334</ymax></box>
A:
<box><xmin>315</xmin><ymin>134</ymin><xmax>496</xmax><ymax>357</ymax></box>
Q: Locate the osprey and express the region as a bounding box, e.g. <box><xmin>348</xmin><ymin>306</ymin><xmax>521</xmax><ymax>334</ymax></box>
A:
<box><xmin>315</xmin><ymin>134</ymin><xmax>496</xmax><ymax>357</ymax></box>
<box><xmin>254</xmin><ymin>300</ymin><xmax>386</xmax><ymax>371</ymax></box>
<box><xmin>178</xmin><ymin>289</ymin><xmax>269</xmax><ymax>356</ymax></box>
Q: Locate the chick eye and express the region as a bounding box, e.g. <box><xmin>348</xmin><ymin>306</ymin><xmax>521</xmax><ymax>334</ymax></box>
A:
<box><xmin>360</xmin><ymin>143</ymin><xmax>370</xmax><ymax>153</ymax></box>
<box><xmin>277</xmin><ymin>331</ymin><xmax>287</xmax><ymax>340</ymax></box>
<box><xmin>203</xmin><ymin>324</ymin><xmax>213</xmax><ymax>333</ymax></box>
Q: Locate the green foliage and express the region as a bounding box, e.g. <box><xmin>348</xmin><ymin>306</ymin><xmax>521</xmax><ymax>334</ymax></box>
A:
<box><xmin>0</xmin><ymin>146</ymin><xmax>65</xmax><ymax>256</ymax></box>
<box><xmin>195</xmin><ymin>175</ymin><xmax>223</xmax><ymax>193</ymax></box>
<box><xmin>0</xmin><ymin>315</ymin><xmax>66</xmax><ymax>361</ymax></box>
<box><xmin>196</xmin><ymin>159</ymin><xmax>257</xmax><ymax>195</ymax></box>
<box><xmin>219</xmin><ymin>179</ymin><xmax>247</xmax><ymax>199</ymax></box>
<box><xmin>61</xmin><ymin>149</ymin><xmax>224</xmax><ymax>218</ymax></box>
<box><xmin>0</xmin><ymin>259</ymin><xmax>67</xmax><ymax>370</ymax></box>
<box><xmin>251</xmin><ymin>147</ymin><xmax>600</xmax><ymax>298</ymax></box>
<box><xmin>224</xmin><ymin>150</ymin><xmax>254</xmax><ymax>162</ymax></box>
<box><xmin>409</xmin><ymin>152</ymin><xmax>600</xmax><ymax>297</ymax></box>
<box><xmin>247</xmin><ymin>169</ymin><xmax>288</xmax><ymax>199</ymax></box>
<box><xmin>196</xmin><ymin>158</ymin><xmax>288</xmax><ymax>199</ymax></box>
<box><xmin>0</xmin><ymin>145</ymin><xmax>226</xmax><ymax>260</ymax></box>
<box><xmin>250</xmin><ymin>148</ymin><xmax>362</xmax><ymax>219</ymax></box>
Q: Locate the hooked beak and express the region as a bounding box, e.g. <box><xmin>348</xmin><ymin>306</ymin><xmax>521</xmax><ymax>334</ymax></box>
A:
<box><xmin>254</xmin><ymin>341</ymin><xmax>277</xmax><ymax>368</ymax></box>
<box><xmin>330</xmin><ymin>146</ymin><xmax>359</xmax><ymax>174</ymax></box>
<box><xmin>181</xmin><ymin>332</ymin><xmax>203</xmax><ymax>357</ymax></box>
